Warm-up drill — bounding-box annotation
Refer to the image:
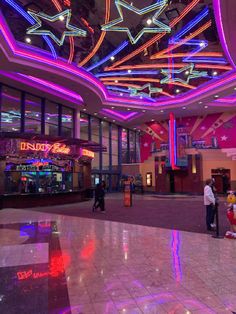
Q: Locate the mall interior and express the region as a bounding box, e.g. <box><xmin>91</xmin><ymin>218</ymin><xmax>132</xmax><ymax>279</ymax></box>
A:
<box><xmin>0</xmin><ymin>0</ymin><xmax>236</xmax><ymax>313</ymax></box>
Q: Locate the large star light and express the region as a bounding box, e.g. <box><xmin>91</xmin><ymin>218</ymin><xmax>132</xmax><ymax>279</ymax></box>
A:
<box><xmin>27</xmin><ymin>9</ymin><xmax>86</xmax><ymax>46</ymax></box>
<box><xmin>129</xmin><ymin>83</ymin><xmax>162</xmax><ymax>98</ymax></box>
<box><xmin>160</xmin><ymin>64</ymin><xmax>208</xmax><ymax>85</ymax></box>
<box><xmin>101</xmin><ymin>0</ymin><xmax>170</xmax><ymax>44</ymax></box>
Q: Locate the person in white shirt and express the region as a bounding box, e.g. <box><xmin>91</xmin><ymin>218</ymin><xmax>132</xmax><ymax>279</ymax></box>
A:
<box><xmin>204</xmin><ymin>179</ymin><xmax>215</xmax><ymax>231</ymax></box>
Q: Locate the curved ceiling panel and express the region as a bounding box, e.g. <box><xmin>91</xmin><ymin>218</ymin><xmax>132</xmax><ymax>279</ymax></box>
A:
<box><xmin>0</xmin><ymin>0</ymin><xmax>236</xmax><ymax>124</ymax></box>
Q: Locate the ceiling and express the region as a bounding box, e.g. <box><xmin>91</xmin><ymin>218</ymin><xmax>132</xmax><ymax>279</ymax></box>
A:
<box><xmin>0</xmin><ymin>0</ymin><xmax>236</xmax><ymax>128</ymax></box>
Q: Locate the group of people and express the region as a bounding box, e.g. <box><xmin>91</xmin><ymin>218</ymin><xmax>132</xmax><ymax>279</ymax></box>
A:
<box><xmin>92</xmin><ymin>181</ymin><xmax>106</xmax><ymax>213</ymax></box>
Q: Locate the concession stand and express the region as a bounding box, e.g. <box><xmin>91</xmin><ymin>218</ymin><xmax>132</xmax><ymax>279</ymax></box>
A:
<box><xmin>0</xmin><ymin>133</ymin><xmax>103</xmax><ymax>208</ymax></box>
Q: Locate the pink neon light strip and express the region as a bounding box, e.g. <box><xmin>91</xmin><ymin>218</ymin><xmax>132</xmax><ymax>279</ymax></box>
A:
<box><xmin>213</xmin><ymin>0</ymin><xmax>236</xmax><ymax>69</ymax></box>
<box><xmin>169</xmin><ymin>113</ymin><xmax>178</xmax><ymax>170</ymax></box>
<box><xmin>101</xmin><ymin>109</ymin><xmax>142</xmax><ymax>121</ymax></box>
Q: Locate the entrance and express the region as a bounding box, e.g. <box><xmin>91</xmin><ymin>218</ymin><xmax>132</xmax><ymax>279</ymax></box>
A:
<box><xmin>211</xmin><ymin>168</ymin><xmax>231</xmax><ymax>194</ymax></box>
<box><xmin>169</xmin><ymin>171</ymin><xmax>175</xmax><ymax>193</ymax></box>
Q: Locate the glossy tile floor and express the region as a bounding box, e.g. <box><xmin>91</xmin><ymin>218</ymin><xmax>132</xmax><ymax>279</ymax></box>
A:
<box><xmin>0</xmin><ymin>203</ymin><xmax>236</xmax><ymax>314</ymax></box>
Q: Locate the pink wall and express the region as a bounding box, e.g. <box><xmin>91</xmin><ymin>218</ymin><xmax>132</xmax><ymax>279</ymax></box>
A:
<box><xmin>141</xmin><ymin>112</ymin><xmax>236</xmax><ymax>162</ymax></box>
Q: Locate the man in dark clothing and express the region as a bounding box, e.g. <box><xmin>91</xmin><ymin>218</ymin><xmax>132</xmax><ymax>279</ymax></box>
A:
<box><xmin>93</xmin><ymin>183</ymin><xmax>105</xmax><ymax>212</ymax></box>
<box><xmin>93</xmin><ymin>183</ymin><xmax>101</xmax><ymax>211</ymax></box>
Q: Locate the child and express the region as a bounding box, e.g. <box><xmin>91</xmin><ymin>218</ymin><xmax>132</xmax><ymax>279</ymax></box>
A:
<box><xmin>225</xmin><ymin>203</ymin><xmax>236</xmax><ymax>239</ymax></box>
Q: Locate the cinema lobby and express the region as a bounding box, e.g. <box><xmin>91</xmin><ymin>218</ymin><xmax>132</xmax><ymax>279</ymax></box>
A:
<box><xmin>0</xmin><ymin>0</ymin><xmax>236</xmax><ymax>313</ymax></box>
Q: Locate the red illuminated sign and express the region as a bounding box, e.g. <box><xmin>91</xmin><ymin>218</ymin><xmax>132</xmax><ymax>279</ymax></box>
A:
<box><xmin>20</xmin><ymin>142</ymin><xmax>71</xmax><ymax>155</ymax></box>
<box><xmin>81</xmin><ymin>149</ymin><xmax>94</xmax><ymax>158</ymax></box>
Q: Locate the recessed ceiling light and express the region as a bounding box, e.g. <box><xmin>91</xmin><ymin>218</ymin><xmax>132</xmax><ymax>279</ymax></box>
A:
<box><xmin>151</xmin><ymin>119</ymin><xmax>155</xmax><ymax>121</ymax></box>
<box><xmin>104</xmin><ymin>116</ymin><xmax>107</xmax><ymax>119</ymax></box>
<box><xmin>83</xmin><ymin>108</ymin><xmax>86</xmax><ymax>111</ymax></box>
<box><xmin>234</xmin><ymin>87</ymin><xmax>236</xmax><ymax>91</ymax></box>
<box><xmin>128</xmin><ymin>69</ymin><xmax>132</xmax><ymax>73</ymax></box>
<box><xmin>94</xmin><ymin>112</ymin><xmax>98</xmax><ymax>115</ymax></box>
<box><xmin>120</xmin><ymin>93</ymin><xmax>123</xmax><ymax>96</ymax></box>
<box><xmin>147</xmin><ymin>19</ymin><xmax>152</xmax><ymax>25</ymax></box>
<box><xmin>185</xmin><ymin>71</ymin><xmax>189</xmax><ymax>75</ymax></box>
<box><xmin>204</xmin><ymin>105</ymin><xmax>208</xmax><ymax>108</ymax></box>
<box><xmin>176</xmin><ymin>89</ymin><xmax>180</xmax><ymax>93</ymax></box>
<box><xmin>25</xmin><ymin>37</ymin><xmax>31</xmax><ymax>43</ymax></box>
<box><xmin>59</xmin><ymin>15</ymin><xmax>65</xmax><ymax>21</ymax></box>
<box><xmin>133</xmin><ymin>127</ymin><xmax>136</xmax><ymax>130</ymax></box>
<box><xmin>111</xmin><ymin>106</ymin><xmax>115</xmax><ymax>109</ymax></box>
<box><xmin>140</xmin><ymin>96</ymin><xmax>143</xmax><ymax>99</ymax></box>
<box><xmin>142</xmin><ymin>110</ymin><xmax>146</xmax><ymax>112</ymax></box>
<box><xmin>198</xmin><ymin>101</ymin><xmax>203</xmax><ymax>104</ymax></box>
<box><xmin>182</xmin><ymin>106</ymin><xmax>186</xmax><ymax>109</ymax></box>
<box><xmin>110</xmin><ymin>56</ymin><xmax>115</xmax><ymax>61</ymax></box>
<box><xmin>112</xmin><ymin>120</ymin><xmax>115</xmax><ymax>122</ymax></box>
<box><xmin>213</xmin><ymin>71</ymin><xmax>218</xmax><ymax>76</ymax></box>
<box><xmin>47</xmin><ymin>117</ymin><xmax>50</xmax><ymax>120</ymax></box>
<box><xmin>127</xmin><ymin>108</ymin><xmax>131</xmax><ymax>111</ymax></box>
<box><xmin>214</xmin><ymin>95</ymin><xmax>219</xmax><ymax>98</ymax></box>
<box><xmin>160</xmin><ymin>110</ymin><xmax>164</xmax><ymax>113</ymax></box>
<box><xmin>200</xmin><ymin>41</ymin><xmax>205</xmax><ymax>47</ymax></box>
<box><xmin>115</xmin><ymin>80</ymin><xmax>118</xmax><ymax>83</ymax></box>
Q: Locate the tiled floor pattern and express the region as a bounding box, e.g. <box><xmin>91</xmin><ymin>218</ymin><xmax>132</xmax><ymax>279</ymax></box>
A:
<box><xmin>0</xmin><ymin>204</ymin><xmax>235</xmax><ymax>313</ymax></box>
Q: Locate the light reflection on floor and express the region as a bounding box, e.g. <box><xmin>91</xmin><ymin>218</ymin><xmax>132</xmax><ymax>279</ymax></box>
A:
<box><xmin>0</xmin><ymin>207</ymin><xmax>235</xmax><ymax>314</ymax></box>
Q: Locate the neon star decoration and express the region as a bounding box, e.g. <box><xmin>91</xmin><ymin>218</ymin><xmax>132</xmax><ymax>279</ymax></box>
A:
<box><xmin>101</xmin><ymin>0</ymin><xmax>171</xmax><ymax>45</ymax></box>
<box><xmin>160</xmin><ymin>63</ymin><xmax>208</xmax><ymax>85</ymax></box>
<box><xmin>27</xmin><ymin>9</ymin><xmax>86</xmax><ymax>46</ymax></box>
<box><xmin>129</xmin><ymin>84</ymin><xmax>162</xmax><ymax>98</ymax></box>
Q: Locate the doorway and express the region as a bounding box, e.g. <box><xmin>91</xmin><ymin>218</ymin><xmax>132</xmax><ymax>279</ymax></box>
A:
<box><xmin>211</xmin><ymin>169</ymin><xmax>231</xmax><ymax>194</ymax></box>
<box><xmin>169</xmin><ymin>171</ymin><xmax>175</xmax><ymax>193</ymax></box>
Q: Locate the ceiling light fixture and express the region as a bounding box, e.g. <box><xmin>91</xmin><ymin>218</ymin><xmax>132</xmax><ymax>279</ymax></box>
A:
<box><xmin>59</xmin><ymin>15</ymin><xmax>65</xmax><ymax>21</ymax></box>
<box><xmin>176</xmin><ymin>89</ymin><xmax>180</xmax><ymax>93</ymax></box>
<box><xmin>83</xmin><ymin>108</ymin><xmax>86</xmax><ymax>111</ymax></box>
<box><xmin>182</xmin><ymin>106</ymin><xmax>186</xmax><ymax>109</ymax></box>
<box><xmin>213</xmin><ymin>71</ymin><xmax>218</xmax><ymax>76</ymax></box>
<box><xmin>120</xmin><ymin>93</ymin><xmax>123</xmax><ymax>96</ymax></box>
<box><xmin>127</xmin><ymin>108</ymin><xmax>131</xmax><ymax>111</ymax></box>
<box><xmin>94</xmin><ymin>112</ymin><xmax>98</xmax><ymax>115</ymax></box>
<box><xmin>147</xmin><ymin>19</ymin><xmax>152</xmax><ymax>25</ymax></box>
<box><xmin>160</xmin><ymin>110</ymin><xmax>164</xmax><ymax>113</ymax></box>
<box><xmin>151</xmin><ymin>119</ymin><xmax>155</xmax><ymax>121</ymax></box>
<box><xmin>204</xmin><ymin>105</ymin><xmax>208</xmax><ymax>108</ymax></box>
<box><xmin>198</xmin><ymin>101</ymin><xmax>203</xmax><ymax>104</ymax></box>
<box><xmin>25</xmin><ymin>37</ymin><xmax>31</xmax><ymax>43</ymax></box>
<box><xmin>214</xmin><ymin>95</ymin><xmax>219</xmax><ymax>98</ymax></box>
<box><xmin>128</xmin><ymin>69</ymin><xmax>132</xmax><ymax>73</ymax></box>
<box><xmin>115</xmin><ymin>80</ymin><xmax>118</xmax><ymax>83</ymax></box>
<box><xmin>142</xmin><ymin>110</ymin><xmax>146</xmax><ymax>112</ymax></box>
<box><xmin>110</xmin><ymin>56</ymin><xmax>115</xmax><ymax>61</ymax></box>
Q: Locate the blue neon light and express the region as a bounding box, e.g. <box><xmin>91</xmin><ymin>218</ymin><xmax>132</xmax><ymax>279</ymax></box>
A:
<box><xmin>172</xmin><ymin>7</ymin><xmax>209</xmax><ymax>41</ymax></box>
<box><xmin>86</xmin><ymin>40</ymin><xmax>128</xmax><ymax>71</ymax></box>
<box><xmin>96</xmin><ymin>70</ymin><xmax>159</xmax><ymax>78</ymax></box>
<box><xmin>3</xmin><ymin>0</ymin><xmax>57</xmax><ymax>59</ymax></box>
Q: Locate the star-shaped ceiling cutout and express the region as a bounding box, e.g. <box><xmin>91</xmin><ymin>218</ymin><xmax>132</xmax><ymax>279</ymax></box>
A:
<box><xmin>160</xmin><ymin>63</ymin><xmax>208</xmax><ymax>85</ymax></box>
<box><xmin>27</xmin><ymin>9</ymin><xmax>87</xmax><ymax>46</ymax></box>
<box><xmin>221</xmin><ymin>135</ymin><xmax>228</xmax><ymax>141</ymax></box>
<box><xmin>101</xmin><ymin>0</ymin><xmax>170</xmax><ymax>45</ymax></box>
<box><xmin>129</xmin><ymin>83</ymin><xmax>162</xmax><ymax>98</ymax></box>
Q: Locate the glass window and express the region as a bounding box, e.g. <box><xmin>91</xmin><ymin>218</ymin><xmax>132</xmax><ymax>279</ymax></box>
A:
<box><xmin>45</xmin><ymin>100</ymin><xmax>59</xmax><ymax>136</ymax></box>
<box><xmin>111</xmin><ymin>124</ymin><xmax>118</xmax><ymax>171</ymax></box>
<box><xmin>61</xmin><ymin>106</ymin><xmax>73</xmax><ymax>138</ymax></box>
<box><xmin>136</xmin><ymin>132</ymin><xmax>141</xmax><ymax>163</ymax></box>
<box><xmin>25</xmin><ymin>93</ymin><xmax>41</xmax><ymax>134</ymax></box>
<box><xmin>91</xmin><ymin>117</ymin><xmax>100</xmax><ymax>170</ymax></box>
<box><xmin>102</xmin><ymin>121</ymin><xmax>109</xmax><ymax>170</ymax></box>
<box><xmin>129</xmin><ymin>131</ymin><xmax>136</xmax><ymax>163</ymax></box>
<box><xmin>122</xmin><ymin>128</ymin><xmax>128</xmax><ymax>163</ymax></box>
<box><xmin>80</xmin><ymin>113</ymin><xmax>89</xmax><ymax>140</ymax></box>
<box><xmin>1</xmin><ymin>86</ymin><xmax>21</xmax><ymax>132</ymax></box>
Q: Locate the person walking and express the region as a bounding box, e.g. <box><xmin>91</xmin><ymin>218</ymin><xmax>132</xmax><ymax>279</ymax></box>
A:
<box><xmin>210</xmin><ymin>178</ymin><xmax>219</xmax><ymax>229</ymax></box>
<box><xmin>204</xmin><ymin>179</ymin><xmax>215</xmax><ymax>231</ymax></box>
<box><xmin>93</xmin><ymin>183</ymin><xmax>101</xmax><ymax>212</ymax></box>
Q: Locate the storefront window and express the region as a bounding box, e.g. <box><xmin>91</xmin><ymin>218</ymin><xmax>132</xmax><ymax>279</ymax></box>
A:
<box><xmin>122</xmin><ymin>128</ymin><xmax>128</xmax><ymax>163</ymax></box>
<box><xmin>91</xmin><ymin>117</ymin><xmax>100</xmax><ymax>170</ymax></box>
<box><xmin>130</xmin><ymin>131</ymin><xmax>136</xmax><ymax>163</ymax></box>
<box><xmin>102</xmin><ymin>121</ymin><xmax>109</xmax><ymax>170</ymax></box>
<box><xmin>45</xmin><ymin>101</ymin><xmax>59</xmax><ymax>136</ymax></box>
<box><xmin>61</xmin><ymin>106</ymin><xmax>73</xmax><ymax>137</ymax></box>
<box><xmin>1</xmin><ymin>86</ymin><xmax>21</xmax><ymax>132</ymax></box>
<box><xmin>111</xmin><ymin>124</ymin><xmax>119</xmax><ymax>171</ymax></box>
<box><xmin>136</xmin><ymin>132</ymin><xmax>141</xmax><ymax>163</ymax></box>
<box><xmin>80</xmin><ymin>113</ymin><xmax>89</xmax><ymax>140</ymax></box>
<box><xmin>25</xmin><ymin>93</ymin><xmax>41</xmax><ymax>134</ymax></box>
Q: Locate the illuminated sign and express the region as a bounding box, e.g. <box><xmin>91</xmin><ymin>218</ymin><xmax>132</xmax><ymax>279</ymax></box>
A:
<box><xmin>20</xmin><ymin>142</ymin><xmax>71</xmax><ymax>154</ymax></box>
<box><xmin>81</xmin><ymin>149</ymin><xmax>94</xmax><ymax>158</ymax></box>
